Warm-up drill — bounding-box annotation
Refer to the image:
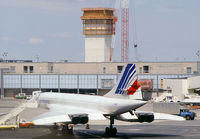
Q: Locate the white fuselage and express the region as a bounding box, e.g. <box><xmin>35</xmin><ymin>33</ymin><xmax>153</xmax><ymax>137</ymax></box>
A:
<box><xmin>38</xmin><ymin>92</ymin><xmax>146</xmax><ymax>115</ymax></box>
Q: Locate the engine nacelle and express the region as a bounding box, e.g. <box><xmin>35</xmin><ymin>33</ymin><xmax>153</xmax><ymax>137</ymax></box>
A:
<box><xmin>80</xmin><ymin>116</ymin><xmax>89</xmax><ymax>124</ymax></box>
<box><xmin>137</xmin><ymin>113</ymin><xmax>154</xmax><ymax>123</ymax></box>
<box><xmin>116</xmin><ymin>112</ymin><xmax>154</xmax><ymax>123</ymax></box>
<box><xmin>71</xmin><ymin>114</ymin><xmax>89</xmax><ymax>124</ymax></box>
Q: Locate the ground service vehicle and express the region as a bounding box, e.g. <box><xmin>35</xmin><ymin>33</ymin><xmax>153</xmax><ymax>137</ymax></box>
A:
<box><xmin>19</xmin><ymin>120</ymin><xmax>34</xmax><ymax>128</ymax></box>
<box><xmin>179</xmin><ymin>109</ymin><xmax>195</xmax><ymax>120</ymax></box>
<box><xmin>15</xmin><ymin>93</ymin><xmax>26</xmax><ymax>99</ymax></box>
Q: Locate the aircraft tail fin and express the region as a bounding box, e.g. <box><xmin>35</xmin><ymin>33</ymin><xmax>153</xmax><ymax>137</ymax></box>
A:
<box><xmin>105</xmin><ymin>64</ymin><xmax>143</xmax><ymax>100</ymax></box>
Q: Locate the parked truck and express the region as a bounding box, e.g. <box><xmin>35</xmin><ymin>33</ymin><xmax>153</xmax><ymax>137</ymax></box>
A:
<box><xmin>19</xmin><ymin>119</ymin><xmax>34</xmax><ymax>128</ymax></box>
<box><xmin>179</xmin><ymin>109</ymin><xmax>195</xmax><ymax>120</ymax></box>
<box><xmin>153</xmin><ymin>102</ymin><xmax>196</xmax><ymax>120</ymax></box>
<box><xmin>14</xmin><ymin>93</ymin><xmax>27</xmax><ymax>99</ymax></box>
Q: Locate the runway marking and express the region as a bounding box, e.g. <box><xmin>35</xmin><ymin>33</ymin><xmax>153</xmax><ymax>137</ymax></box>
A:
<box><xmin>126</xmin><ymin>128</ymin><xmax>141</xmax><ymax>131</ymax></box>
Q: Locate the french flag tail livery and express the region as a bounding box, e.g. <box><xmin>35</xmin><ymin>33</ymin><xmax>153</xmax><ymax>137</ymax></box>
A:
<box><xmin>105</xmin><ymin>64</ymin><xmax>142</xmax><ymax>99</ymax></box>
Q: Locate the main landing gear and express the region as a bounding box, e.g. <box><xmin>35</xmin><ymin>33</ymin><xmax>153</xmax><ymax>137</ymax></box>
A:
<box><xmin>105</xmin><ymin>116</ymin><xmax>117</xmax><ymax>137</ymax></box>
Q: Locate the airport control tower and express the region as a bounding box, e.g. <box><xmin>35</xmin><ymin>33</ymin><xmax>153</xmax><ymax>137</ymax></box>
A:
<box><xmin>81</xmin><ymin>8</ymin><xmax>117</xmax><ymax>62</ymax></box>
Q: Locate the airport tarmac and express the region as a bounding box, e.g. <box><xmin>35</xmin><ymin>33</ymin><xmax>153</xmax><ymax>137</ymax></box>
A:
<box><xmin>1</xmin><ymin>98</ymin><xmax>200</xmax><ymax>139</ymax></box>
<box><xmin>0</xmin><ymin>120</ymin><xmax>200</xmax><ymax>139</ymax></box>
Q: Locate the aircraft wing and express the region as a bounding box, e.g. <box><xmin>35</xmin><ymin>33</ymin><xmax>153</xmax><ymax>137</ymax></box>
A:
<box><xmin>32</xmin><ymin>111</ymin><xmax>71</xmax><ymax>125</ymax></box>
<box><xmin>151</xmin><ymin>112</ymin><xmax>185</xmax><ymax>121</ymax></box>
<box><xmin>32</xmin><ymin>104</ymin><xmax>106</xmax><ymax>125</ymax></box>
<box><xmin>117</xmin><ymin>111</ymin><xmax>185</xmax><ymax>122</ymax></box>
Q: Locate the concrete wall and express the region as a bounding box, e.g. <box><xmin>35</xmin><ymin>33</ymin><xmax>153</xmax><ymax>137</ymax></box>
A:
<box><xmin>0</xmin><ymin>62</ymin><xmax>50</xmax><ymax>74</ymax></box>
<box><xmin>0</xmin><ymin>62</ymin><xmax>198</xmax><ymax>75</ymax></box>
<box><xmin>85</xmin><ymin>35</ymin><xmax>112</xmax><ymax>62</ymax></box>
<box><xmin>53</xmin><ymin>63</ymin><xmax>124</xmax><ymax>74</ymax></box>
<box><xmin>49</xmin><ymin>62</ymin><xmax>198</xmax><ymax>75</ymax></box>
<box><xmin>136</xmin><ymin>62</ymin><xmax>197</xmax><ymax>74</ymax></box>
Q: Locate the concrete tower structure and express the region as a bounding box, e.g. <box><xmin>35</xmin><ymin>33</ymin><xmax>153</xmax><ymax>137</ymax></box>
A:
<box><xmin>81</xmin><ymin>8</ymin><xmax>117</xmax><ymax>62</ymax></box>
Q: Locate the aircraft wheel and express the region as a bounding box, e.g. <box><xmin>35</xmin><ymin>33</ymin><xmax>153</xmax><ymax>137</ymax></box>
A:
<box><xmin>105</xmin><ymin>127</ymin><xmax>110</xmax><ymax>136</ymax></box>
<box><xmin>105</xmin><ymin>127</ymin><xmax>117</xmax><ymax>137</ymax></box>
<box><xmin>111</xmin><ymin>127</ymin><xmax>117</xmax><ymax>136</ymax></box>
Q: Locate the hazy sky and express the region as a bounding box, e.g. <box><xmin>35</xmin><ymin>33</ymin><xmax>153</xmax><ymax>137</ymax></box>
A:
<box><xmin>0</xmin><ymin>0</ymin><xmax>199</xmax><ymax>62</ymax></box>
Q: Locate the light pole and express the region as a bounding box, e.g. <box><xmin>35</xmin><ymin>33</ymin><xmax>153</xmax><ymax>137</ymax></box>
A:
<box><xmin>35</xmin><ymin>55</ymin><xmax>40</xmax><ymax>62</ymax></box>
<box><xmin>2</xmin><ymin>52</ymin><xmax>8</xmax><ymax>62</ymax></box>
<box><xmin>196</xmin><ymin>50</ymin><xmax>200</xmax><ymax>75</ymax></box>
<box><xmin>196</xmin><ymin>50</ymin><xmax>200</xmax><ymax>60</ymax></box>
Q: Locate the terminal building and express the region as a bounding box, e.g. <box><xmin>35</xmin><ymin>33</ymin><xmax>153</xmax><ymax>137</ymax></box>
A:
<box><xmin>0</xmin><ymin>61</ymin><xmax>200</xmax><ymax>98</ymax></box>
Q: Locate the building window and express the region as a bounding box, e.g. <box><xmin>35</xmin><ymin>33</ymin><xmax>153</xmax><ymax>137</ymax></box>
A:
<box><xmin>24</xmin><ymin>66</ymin><xmax>28</xmax><ymax>73</ymax></box>
<box><xmin>50</xmin><ymin>66</ymin><xmax>53</xmax><ymax>72</ymax></box>
<box><xmin>117</xmin><ymin>66</ymin><xmax>123</xmax><ymax>73</ymax></box>
<box><xmin>30</xmin><ymin>66</ymin><xmax>34</xmax><ymax>73</ymax></box>
<box><xmin>10</xmin><ymin>66</ymin><xmax>15</xmax><ymax>73</ymax></box>
<box><xmin>139</xmin><ymin>67</ymin><xmax>142</xmax><ymax>74</ymax></box>
<box><xmin>187</xmin><ymin>67</ymin><xmax>192</xmax><ymax>74</ymax></box>
<box><xmin>143</xmin><ymin>66</ymin><xmax>149</xmax><ymax>73</ymax></box>
<box><xmin>103</xmin><ymin>67</ymin><xmax>106</xmax><ymax>74</ymax></box>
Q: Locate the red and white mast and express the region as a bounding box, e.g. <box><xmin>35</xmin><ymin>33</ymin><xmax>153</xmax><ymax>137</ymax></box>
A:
<box><xmin>121</xmin><ymin>0</ymin><xmax>130</xmax><ymax>62</ymax></box>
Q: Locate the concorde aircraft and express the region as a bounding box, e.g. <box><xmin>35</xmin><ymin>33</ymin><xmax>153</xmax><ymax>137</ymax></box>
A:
<box><xmin>32</xmin><ymin>64</ymin><xmax>184</xmax><ymax>137</ymax></box>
